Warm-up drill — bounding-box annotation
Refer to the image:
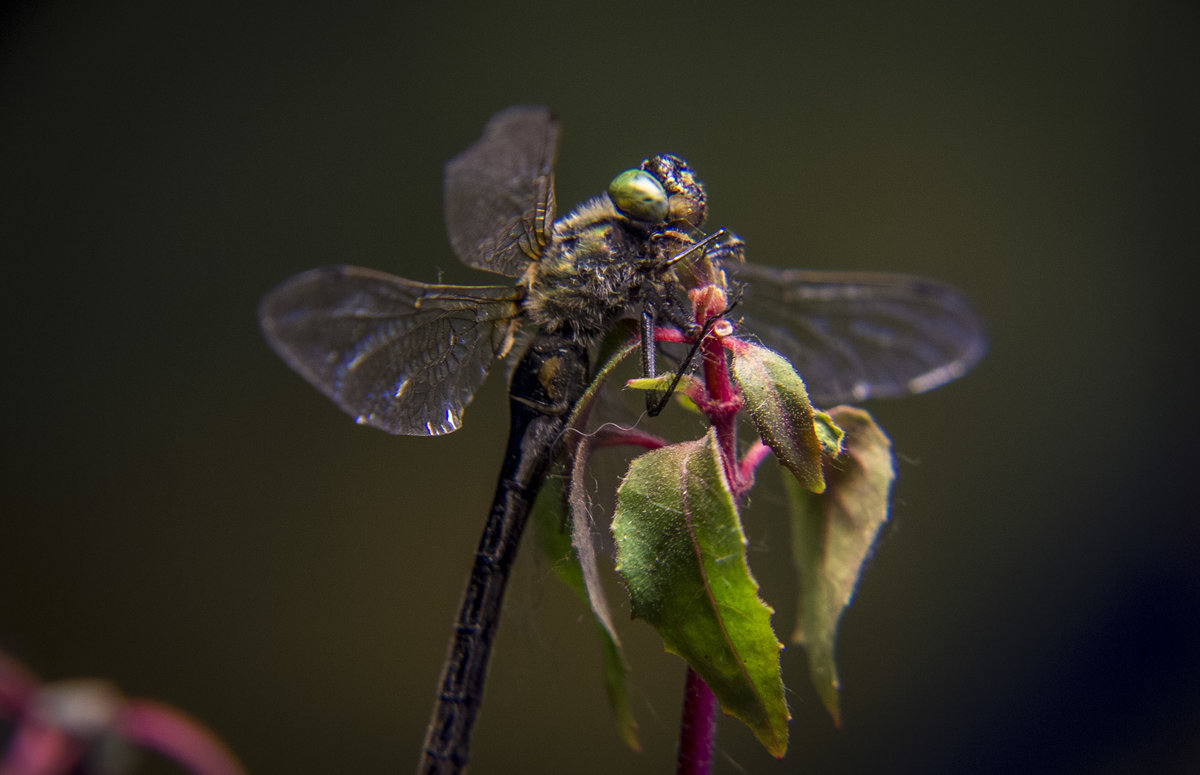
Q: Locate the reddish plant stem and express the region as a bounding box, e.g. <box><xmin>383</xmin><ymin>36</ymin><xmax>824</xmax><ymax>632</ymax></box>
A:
<box><xmin>654</xmin><ymin>324</ymin><xmax>744</xmax><ymax>490</ymax></box>
<box><xmin>651</xmin><ymin>327</ymin><xmax>692</xmax><ymax>346</ymax></box>
<box><xmin>119</xmin><ymin>701</ymin><xmax>247</xmax><ymax>775</ymax></box>
<box><xmin>701</xmin><ymin>331</ymin><xmax>746</xmax><ymax>498</ymax></box>
<box><xmin>586</xmin><ymin>425</ymin><xmax>667</xmax><ymax>453</ymax></box>
<box><xmin>0</xmin><ymin>652</ymin><xmax>245</xmax><ymax>775</ymax></box>
<box><xmin>738</xmin><ymin>439</ymin><xmax>772</xmax><ymax>487</ymax></box>
<box><xmin>676</xmin><ymin>667</ymin><xmax>718</xmax><ymax>775</ymax></box>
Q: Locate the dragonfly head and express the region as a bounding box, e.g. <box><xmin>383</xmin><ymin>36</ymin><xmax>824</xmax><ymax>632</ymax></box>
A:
<box><xmin>641</xmin><ymin>154</ymin><xmax>708</xmax><ymax>229</ymax></box>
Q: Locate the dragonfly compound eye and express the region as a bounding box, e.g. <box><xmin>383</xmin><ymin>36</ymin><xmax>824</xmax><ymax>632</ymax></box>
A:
<box><xmin>641</xmin><ymin>154</ymin><xmax>708</xmax><ymax>227</ymax></box>
<box><xmin>608</xmin><ymin>169</ymin><xmax>669</xmax><ymax>223</ymax></box>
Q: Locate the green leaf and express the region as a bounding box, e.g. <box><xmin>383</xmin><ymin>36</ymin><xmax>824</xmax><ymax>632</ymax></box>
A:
<box><xmin>532</xmin><ymin>468</ymin><xmax>640</xmax><ymax>750</ymax></box>
<box><xmin>731</xmin><ymin>341</ymin><xmax>826</xmax><ymax>493</ymax></box>
<box><xmin>786</xmin><ymin>406</ymin><xmax>894</xmax><ymax>726</ymax></box>
<box><xmin>613</xmin><ymin>429</ymin><xmax>789</xmax><ymax>757</ymax></box>
<box><xmin>624</xmin><ymin>374</ymin><xmax>676</xmax><ymax>392</ymax></box>
<box><xmin>814</xmin><ymin>410</ymin><xmax>846</xmax><ymax>457</ymax></box>
<box><xmin>626</xmin><ymin>373</ymin><xmax>704</xmax><ymax>415</ymax></box>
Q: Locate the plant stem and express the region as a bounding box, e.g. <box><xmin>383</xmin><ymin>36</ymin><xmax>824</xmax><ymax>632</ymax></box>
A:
<box><xmin>669</xmin><ymin>285</ymin><xmax>745</xmax><ymax>774</ymax></box>
<box><xmin>676</xmin><ymin>667</ymin><xmax>718</xmax><ymax>775</ymax></box>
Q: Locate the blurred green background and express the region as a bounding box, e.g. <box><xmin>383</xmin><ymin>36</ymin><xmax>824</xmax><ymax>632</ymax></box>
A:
<box><xmin>2</xmin><ymin>1</ymin><xmax>1196</xmax><ymax>773</ymax></box>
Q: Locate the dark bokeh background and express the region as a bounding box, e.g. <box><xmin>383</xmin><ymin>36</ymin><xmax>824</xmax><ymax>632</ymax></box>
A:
<box><xmin>3</xmin><ymin>2</ymin><xmax>1197</xmax><ymax>773</ymax></box>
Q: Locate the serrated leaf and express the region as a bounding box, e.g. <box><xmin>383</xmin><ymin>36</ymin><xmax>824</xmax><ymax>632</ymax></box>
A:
<box><xmin>732</xmin><ymin>341</ymin><xmax>826</xmax><ymax>493</ymax></box>
<box><xmin>532</xmin><ymin>468</ymin><xmax>639</xmax><ymax>750</ymax></box>
<box><xmin>786</xmin><ymin>406</ymin><xmax>894</xmax><ymax>726</ymax></box>
<box><xmin>613</xmin><ymin>429</ymin><xmax>789</xmax><ymax>757</ymax></box>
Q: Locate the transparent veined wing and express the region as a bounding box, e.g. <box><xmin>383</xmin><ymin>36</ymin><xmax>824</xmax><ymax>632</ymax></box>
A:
<box><xmin>259</xmin><ymin>266</ymin><xmax>524</xmax><ymax>435</ymax></box>
<box><xmin>444</xmin><ymin>106</ymin><xmax>560</xmax><ymax>278</ymax></box>
<box><xmin>729</xmin><ymin>262</ymin><xmax>986</xmax><ymax>406</ymax></box>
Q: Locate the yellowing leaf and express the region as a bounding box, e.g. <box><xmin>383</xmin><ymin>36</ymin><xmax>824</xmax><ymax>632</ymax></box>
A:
<box><xmin>787</xmin><ymin>406</ymin><xmax>894</xmax><ymax>726</ymax></box>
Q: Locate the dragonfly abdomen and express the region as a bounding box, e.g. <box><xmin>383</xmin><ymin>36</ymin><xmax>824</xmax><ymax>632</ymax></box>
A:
<box><xmin>419</xmin><ymin>333</ymin><xmax>589</xmax><ymax>774</ymax></box>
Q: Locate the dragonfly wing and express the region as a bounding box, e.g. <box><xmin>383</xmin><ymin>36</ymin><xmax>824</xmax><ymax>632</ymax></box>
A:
<box><xmin>729</xmin><ymin>262</ymin><xmax>986</xmax><ymax>406</ymax></box>
<box><xmin>260</xmin><ymin>266</ymin><xmax>523</xmax><ymax>435</ymax></box>
<box><xmin>444</xmin><ymin>106</ymin><xmax>559</xmax><ymax>278</ymax></box>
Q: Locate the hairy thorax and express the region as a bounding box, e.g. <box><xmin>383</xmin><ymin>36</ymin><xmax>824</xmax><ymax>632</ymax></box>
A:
<box><xmin>523</xmin><ymin>197</ymin><xmax>659</xmax><ymax>340</ymax></box>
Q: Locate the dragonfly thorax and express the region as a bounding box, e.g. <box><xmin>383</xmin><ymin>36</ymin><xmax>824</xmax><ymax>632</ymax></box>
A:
<box><xmin>523</xmin><ymin>195</ymin><xmax>679</xmax><ymax>341</ymax></box>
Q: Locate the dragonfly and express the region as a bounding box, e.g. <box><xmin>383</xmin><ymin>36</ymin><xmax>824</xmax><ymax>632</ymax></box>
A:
<box><xmin>258</xmin><ymin>106</ymin><xmax>985</xmax><ymax>774</ymax></box>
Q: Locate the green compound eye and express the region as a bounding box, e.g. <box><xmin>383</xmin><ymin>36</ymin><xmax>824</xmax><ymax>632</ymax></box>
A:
<box><xmin>608</xmin><ymin>169</ymin><xmax>669</xmax><ymax>223</ymax></box>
